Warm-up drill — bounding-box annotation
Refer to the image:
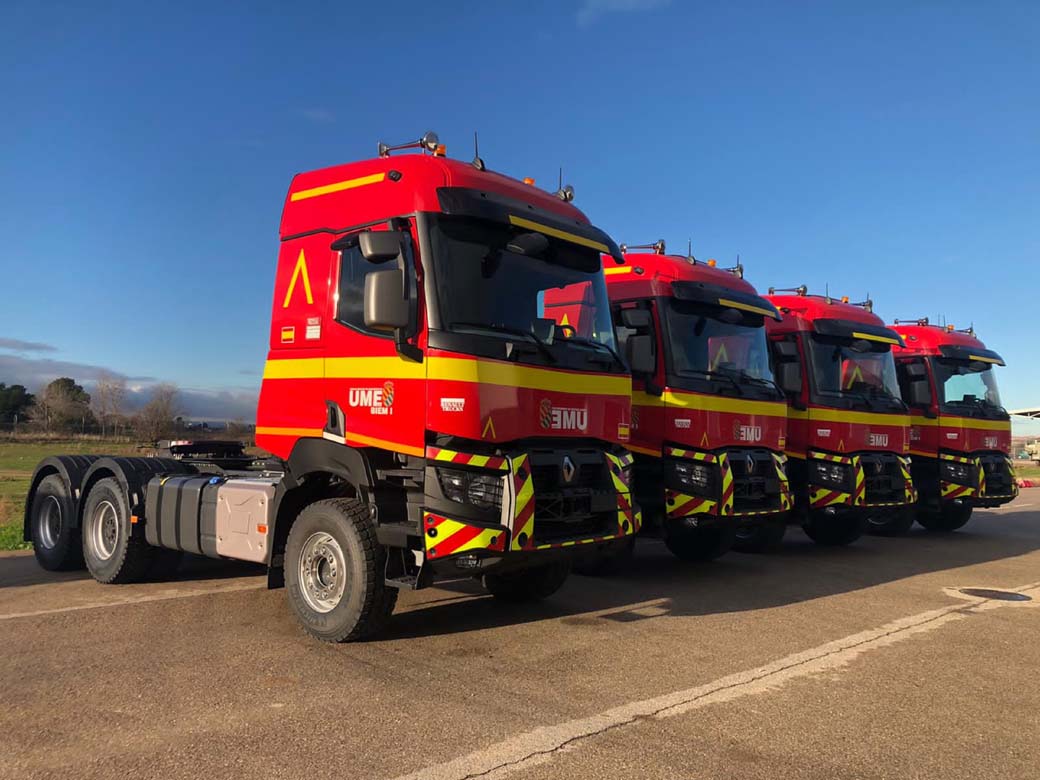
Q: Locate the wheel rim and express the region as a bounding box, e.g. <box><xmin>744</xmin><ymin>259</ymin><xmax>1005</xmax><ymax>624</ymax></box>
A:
<box><xmin>88</xmin><ymin>500</ymin><xmax>120</xmax><ymax>561</ymax></box>
<box><xmin>37</xmin><ymin>496</ymin><xmax>62</xmax><ymax>550</ymax></box>
<box><xmin>298</xmin><ymin>532</ymin><xmax>347</xmax><ymax>613</ymax></box>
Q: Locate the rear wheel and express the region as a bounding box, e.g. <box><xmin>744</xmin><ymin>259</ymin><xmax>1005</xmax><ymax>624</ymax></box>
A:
<box><xmin>30</xmin><ymin>474</ymin><xmax>84</xmax><ymax>571</ymax></box>
<box><xmin>917</xmin><ymin>503</ymin><xmax>973</xmax><ymax>532</ymax></box>
<box><xmin>866</xmin><ymin>508</ymin><xmax>916</xmax><ymax>536</ymax></box>
<box><xmin>82</xmin><ymin>477</ymin><xmax>156</xmax><ymax>583</ymax></box>
<box><xmin>284</xmin><ymin>498</ymin><xmax>397</xmax><ymax>642</ymax></box>
<box><xmin>802</xmin><ymin>511</ymin><xmax>864</xmax><ymax>546</ymax></box>
<box><xmin>484</xmin><ymin>560</ymin><xmax>571</xmax><ymax>601</ymax></box>
<box><xmin>664</xmin><ymin>524</ymin><xmax>737</xmax><ymax>562</ymax></box>
<box><xmin>733</xmin><ymin>518</ymin><xmax>787</xmax><ymax>554</ymax></box>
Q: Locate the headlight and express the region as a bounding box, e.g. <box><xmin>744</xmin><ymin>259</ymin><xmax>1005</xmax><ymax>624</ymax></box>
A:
<box><xmin>811</xmin><ymin>461</ymin><xmax>848</xmax><ymax>489</ymax></box>
<box><xmin>437</xmin><ymin>468</ymin><xmax>504</xmax><ymax>510</ymax></box>
<box><xmin>941</xmin><ymin>460</ymin><xmax>973</xmax><ymax>484</ymax></box>
<box><xmin>674</xmin><ymin>460</ymin><xmax>714</xmax><ymax>494</ymax></box>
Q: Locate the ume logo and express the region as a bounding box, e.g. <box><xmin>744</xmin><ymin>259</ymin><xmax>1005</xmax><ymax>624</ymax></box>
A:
<box><xmin>539</xmin><ymin>399</ymin><xmax>587</xmax><ymax>431</ymax></box>
<box><xmin>733</xmin><ymin>423</ymin><xmax>763</xmax><ymax>442</ymax></box>
<box><xmin>868</xmin><ymin>432</ymin><xmax>889</xmax><ymax>447</ymax></box>
<box><xmin>348</xmin><ymin>383</ymin><xmax>394</xmax><ymax>416</ymax></box>
<box><xmin>984</xmin><ymin>436</ymin><xmax>998</xmax><ymax>449</ymax></box>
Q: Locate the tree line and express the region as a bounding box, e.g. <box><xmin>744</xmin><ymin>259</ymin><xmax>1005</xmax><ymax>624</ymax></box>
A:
<box><xmin>0</xmin><ymin>376</ymin><xmax>180</xmax><ymax>440</ymax></box>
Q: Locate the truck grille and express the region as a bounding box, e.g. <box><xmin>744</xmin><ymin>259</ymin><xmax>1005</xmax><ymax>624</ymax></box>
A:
<box><xmin>526</xmin><ymin>447</ymin><xmax>616</xmax><ymax>544</ymax></box>
<box><xmin>726</xmin><ymin>449</ymin><xmax>782</xmax><ymax>514</ymax></box>
<box><xmin>859</xmin><ymin>453</ymin><xmax>905</xmax><ymax>504</ymax></box>
<box><xmin>980</xmin><ymin>453</ymin><xmax>1013</xmax><ymax>495</ymax></box>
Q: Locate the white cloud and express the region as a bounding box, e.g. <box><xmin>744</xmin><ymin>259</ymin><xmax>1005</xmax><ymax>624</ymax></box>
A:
<box><xmin>576</xmin><ymin>0</ymin><xmax>671</xmax><ymax>27</ymax></box>
<box><xmin>0</xmin><ymin>337</ymin><xmax>57</xmax><ymax>353</ymax></box>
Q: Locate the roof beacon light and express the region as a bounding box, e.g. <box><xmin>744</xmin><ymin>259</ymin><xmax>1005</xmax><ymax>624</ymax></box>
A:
<box><xmin>523</xmin><ymin>177</ymin><xmax>536</xmax><ymax>186</ymax></box>
<box><xmin>707</xmin><ymin>258</ymin><xmax>717</xmax><ymax>267</ymax></box>
<box><xmin>378</xmin><ymin>130</ymin><xmax>441</xmax><ymax>158</ymax></box>
<box><xmin>841</xmin><ymin>295</ymin><xmax>850</xmax><ymax>303</ymax></box>
<box><xmin>619</xmin><ymin>240</ymin><xmax>665</xmax><ymax>255</ymax></box>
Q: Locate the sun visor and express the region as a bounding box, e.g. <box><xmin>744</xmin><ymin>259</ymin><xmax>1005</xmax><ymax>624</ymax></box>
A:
<box><xmin>812</xmin><ymin>318</ymin><xmax>905</xmax><ymax>346</ymax></box>
<box><xmin>671</xmin><ymin>281</ymin><xmax>781</xmax><ymax>320</ymax></box>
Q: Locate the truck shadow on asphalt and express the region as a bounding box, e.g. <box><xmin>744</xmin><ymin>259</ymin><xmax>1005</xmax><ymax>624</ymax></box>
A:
<box><xmin>0</xmin><ymin>553</ymin><xmax>263</xmax><ymax>591</ymax></box>
<box><xmin>377</xmin><ymin>508</ymin><xmax>1040</xmax><ymax>641</ymax></box>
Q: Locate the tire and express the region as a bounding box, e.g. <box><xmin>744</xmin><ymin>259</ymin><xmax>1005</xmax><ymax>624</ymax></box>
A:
<box><xmin>664</xmin><ymin>524</ymin><xmax>737</xmax><ymax>562</ymax></box>
<box><xmin>733</xmin><ymin>518</ymin><xmax>787</xmax><ymax>554</ymax></box>
<box><xmin>866</xmin><ymin>508</ymin><xmax>916</xmax><ymax>537</ymax></box>
<box><xmin>484</xmin><ymin>560</ymin><xmax>571</xmax><ymax>602</ymax></box>
<box><xmin>802</xmin><ymin>511</ymin><xmax>865</xmax><ymax>546</ymax></box>
<box><xmin>916</xmin><ymin>503</ymin><xmax>973</xmax><ymax>532</ymax></box>
<box><xmin>29</xmin><ymin>474</ymin><xmax>84</xmax><ymax>571</ymax></box>
<box><xmin>82</xmin><ymin>477</ymin><xmax>157</xmax><ymax>584</ymax></box>
<box><xmin>573</xmin><ymin>538</ymin><xmax>635</xmax><ymax>576</ymax></box>
<box><xmin>284</xmin><ymin>498</ymin><xmax>397</xmax><ymax>643</ymax></box>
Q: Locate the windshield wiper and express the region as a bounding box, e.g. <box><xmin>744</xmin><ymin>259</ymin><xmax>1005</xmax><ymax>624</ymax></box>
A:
<box><xmin>449</xmin><ymin>322</ymin><xmax>556</xmax><ymax>363</ymax></box>
<box><xmin>848</xmin><ymin>381</ymin><xmax>905</xmax><ymax>408</ymax></box>
<box><xmin>680</xmin><ymin>368</ymin><xmax>745</xmax><ymax>396</ymax></box>
<box><xmin>565</xmin><ymin>336</ymin><xmax>627</xmax><ymax>371</ymax></box>
<box><xmin>718</xmin><ymin>367</ymin><xmax>783</xmax><ymax>395</ymax></box>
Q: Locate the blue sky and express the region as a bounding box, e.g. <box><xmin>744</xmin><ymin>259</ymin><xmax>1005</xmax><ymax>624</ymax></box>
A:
<box><xmin>1</xmin><ymin>0</ymin><xmax>1038</xmax><ymax>431</ymax></box>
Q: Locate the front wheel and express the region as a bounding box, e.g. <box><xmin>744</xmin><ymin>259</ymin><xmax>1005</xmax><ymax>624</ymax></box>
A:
<box><xmin>916</xmin><ymin>503</ymin><xmax>973</xmax><ymax>532</ymax></box>
<box><xmin>802</xmin><ymin>511</ymin><xmax>865</xmax><ymax>546</ymax></box>
<box><xmin>484</xmin><ymin>560</ymin><xmax>571</xmax><ymax>602</ymax></box>
<box><xmin>733</xmin><ymin>518</ymin><xmax>787</xmax><ymax>554</ymax></box>
<box><xmin>866</xmin><ymin>508</ymin><xmax>916</xmax><ymax>536</ymax></box>
<box><xmin>664</xmin><ymin>524</ymin><xmax>737</xmax><ymax>562</ymax></box>
<box><xmin>284</xmin><ymin>498</ymin><xmax>397</xmax><ymax>642</ymax></box>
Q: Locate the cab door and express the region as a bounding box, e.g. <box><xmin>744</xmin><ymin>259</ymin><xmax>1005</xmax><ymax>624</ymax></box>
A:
<box><xmin>322</xmin><ymin>224</ymin><xmax>425</xmax><ymax>458</ymax></box>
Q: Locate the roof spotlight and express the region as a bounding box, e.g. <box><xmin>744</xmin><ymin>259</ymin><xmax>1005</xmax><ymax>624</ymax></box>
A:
<box><xmin>556</xmin><ymin>184</ymin><xmax>575</xmax><ymax>202</ymax></box>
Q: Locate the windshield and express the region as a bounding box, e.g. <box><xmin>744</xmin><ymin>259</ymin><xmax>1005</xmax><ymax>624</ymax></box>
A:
<box><xmin>934</xmin><ymin>359</ymin><xmax>1004</xmax><ymax>416</ymax></box>
<box><xmin>807</xmin><ymin>334</ymin><xmax>902</xmax><ymax>408</ymax></box>
<box><xmin>428</xmin><ymin>216</ymin><xmax>618</xmax><ymax>353</ymax></box>
<box><xmin>664</xmin><ymin>300</ymin><xmax>774</xmax><ymax>387</ymax></box>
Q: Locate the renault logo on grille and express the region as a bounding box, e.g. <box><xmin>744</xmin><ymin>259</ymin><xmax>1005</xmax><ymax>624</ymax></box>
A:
<box><xmin>562</xmin><ymin>455</ymin><xmax>576</xmax><ymax>484</ymax></box>
<box><xmin>745</xmin><ymin>453</ymin><xmax>756</xmax><ymax>474</ymax></box>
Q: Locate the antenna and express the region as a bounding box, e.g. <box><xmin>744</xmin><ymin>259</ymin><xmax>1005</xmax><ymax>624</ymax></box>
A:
<box><xmin>687</xmin><ymin>238</ymin><xmax>697</xmax><ymax>264</ymax></box>
<box><xmin>471</xmin><ymin>132</ymin><xmax>485</xmax><ymax>170</ymax></box>
<box><xmin>558</xmin><ymin>167</ymin><xmax>563</xmax><ymax>192</ymax></box>
<box><xmin>825</xmin><ymin>282</ymin><xmax>831</xmax><ymax>304</ymax></box>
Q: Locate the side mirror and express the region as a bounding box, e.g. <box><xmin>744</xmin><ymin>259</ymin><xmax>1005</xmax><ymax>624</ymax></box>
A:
<box><xmin>625</xmin><ymin>334</ymin><xmax>655</xmax><ymax>375</ymax></box>
<box><xmin>776</xmin><ymin>361</ymin><xmax>802</xmax><ymax>395</ymax></box>
<box><xmin>358</xmin><ymin>231</ymin><xmax>404</xmax><ymax>263</ymax></box>
<box><xmin>773</xmin><ymin>340</ymin><xmax>798</xmax><ymax>359</ymax></box>
<box><xmin>908</xmin><ymin>380</ymin><xmax>931</xmax><ymax>407</ymax></box>
<box><xmin>905</xmin><ymin>361</ymin><xmax>927</xmax><ymax>378</ymax></box>
<box><xmin>620</xmin><ymin>308</ymin><xmax>652</xmax><ymax>330</ymax></box>
<box><xmin>364</xmin><ymin>269</ymin><xmax>409</xmax><ymax>330</ymax></box>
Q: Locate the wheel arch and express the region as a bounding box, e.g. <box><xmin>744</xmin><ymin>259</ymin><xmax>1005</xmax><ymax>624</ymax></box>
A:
<box><xmin>23</xmin><ymin>455</ymin><xmax>103</xmax><ymax>542</ymax></box>
<box><xmin>77</xmin><ymin>457</ymin><xmax>194</xmax><ymax>529</ymax></box>
<box><xmin>266</xmin><ymin>439</ymin><xmax>376</xmax><ymax>588</ymax></box>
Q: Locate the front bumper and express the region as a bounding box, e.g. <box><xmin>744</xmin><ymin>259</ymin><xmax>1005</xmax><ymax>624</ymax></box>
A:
<box><xmin>809</xmin><ymin>451</ymin><xmax>916</xmax><ymax>511</ymax></box>
<box><xmin>420</xmin><ymin>445</ymin><xmax>639</xmax><ymax>570</ymax></box>
<box><xmin>663</xmin><ymin>446</ymin><xmax>791</xmax><ymax>527</ymax></box>
<box><xmin>939</xmin><ymin>452</ymin><xmax>1018</xmax><ymax>508</ymax></box>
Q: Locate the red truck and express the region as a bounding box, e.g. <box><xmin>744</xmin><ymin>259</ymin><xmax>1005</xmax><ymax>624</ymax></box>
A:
<box><xmin>24</xmin><ymin>132</ymin><xmax>638</xmax><ymax>642</ymax></box>
<box><xmin>890</xmin><ymin>319</ymin><xmax>1017</xmax><ymax>530</ymax></box>
<box><xmin>764</xmin><ymin>287</ymin><xmax>916</xmax><ymax>543</ymax></box>
<box><xmin>588</xmin><ymin>242</ymin><xmax>791</xmax><ymax>559</ymax></box>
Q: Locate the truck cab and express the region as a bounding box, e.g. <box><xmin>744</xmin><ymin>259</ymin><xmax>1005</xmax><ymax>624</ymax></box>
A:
<box><xmin>24</xmin><ymin>132</ymin><xmax>638</xmax><ymax>642</ymax></box>
<box><xmin>890</xmin><ymin>319</ymin><xmax>1016</xmax><ymax>530</ymax></box>
<box><xmin>595</xmin><ymin>243</ymin><xmax>790</xmax><ymax>560</ymax></box>
<box><xmin>765</xmin><ymin>288</ymin><xmax>916</xmax><ymax>543</ymax></box>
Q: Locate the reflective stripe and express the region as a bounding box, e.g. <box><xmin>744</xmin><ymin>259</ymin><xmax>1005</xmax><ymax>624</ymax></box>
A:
<box><xmin>290</xmin><ymin>172</ymin><xmax>386</xmax><ymax>202</ymax></box>
<box><xmin>507</xmin><ymin>215</ymin><xmax>609</xmax><ymax>253</ymax></box>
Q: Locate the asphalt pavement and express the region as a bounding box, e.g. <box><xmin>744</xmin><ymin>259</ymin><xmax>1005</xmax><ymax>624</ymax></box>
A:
<box><xmin>2</xmin><ymin>495</ymin><xmax>1039</xmax><ymax>780</ymax></box>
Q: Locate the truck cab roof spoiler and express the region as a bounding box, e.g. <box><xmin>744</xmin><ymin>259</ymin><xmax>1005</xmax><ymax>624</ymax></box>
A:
<box><xmin>811</xmin><ymin>318</ymin><xmax>905</xmax><ymax>347</ymax></box>
<box><xmin>436</xmin><ymin>186</ymin><xmax>625</xmax><ymax>265</ymax></box>
<box><xmin>671</xmin><ymin>281</ymin><xmax>781</xmax><ymax>320</ymax></box>
<box><xmin>938</xmin><ymin>344</ymin><xmax>1005</xmax><ymax>365</ymax></box>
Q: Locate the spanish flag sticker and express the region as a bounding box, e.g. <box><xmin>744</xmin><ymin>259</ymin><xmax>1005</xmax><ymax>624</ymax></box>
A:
<box><xmin>281</xmin><ymin>326</ymin><xmax>295</xmax><ymax>344</ymax></box>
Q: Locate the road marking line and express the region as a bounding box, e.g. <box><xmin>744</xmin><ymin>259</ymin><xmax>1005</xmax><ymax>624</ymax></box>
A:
<box><xmin>390</xmin><ymin>583</ymin><xmax>1040</xmax><ymax>780</ymax></box>
<box><xmin>0</xmin><ymin>581</ymin><xmax>264</xmax><ymax>621</ymax></box>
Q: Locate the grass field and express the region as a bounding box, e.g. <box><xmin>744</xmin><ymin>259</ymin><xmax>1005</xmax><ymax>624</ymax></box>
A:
<box><xmin>0</xmin><ymin>438</ymin><xmax>150</xmax><ymax>551</ymax></box>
